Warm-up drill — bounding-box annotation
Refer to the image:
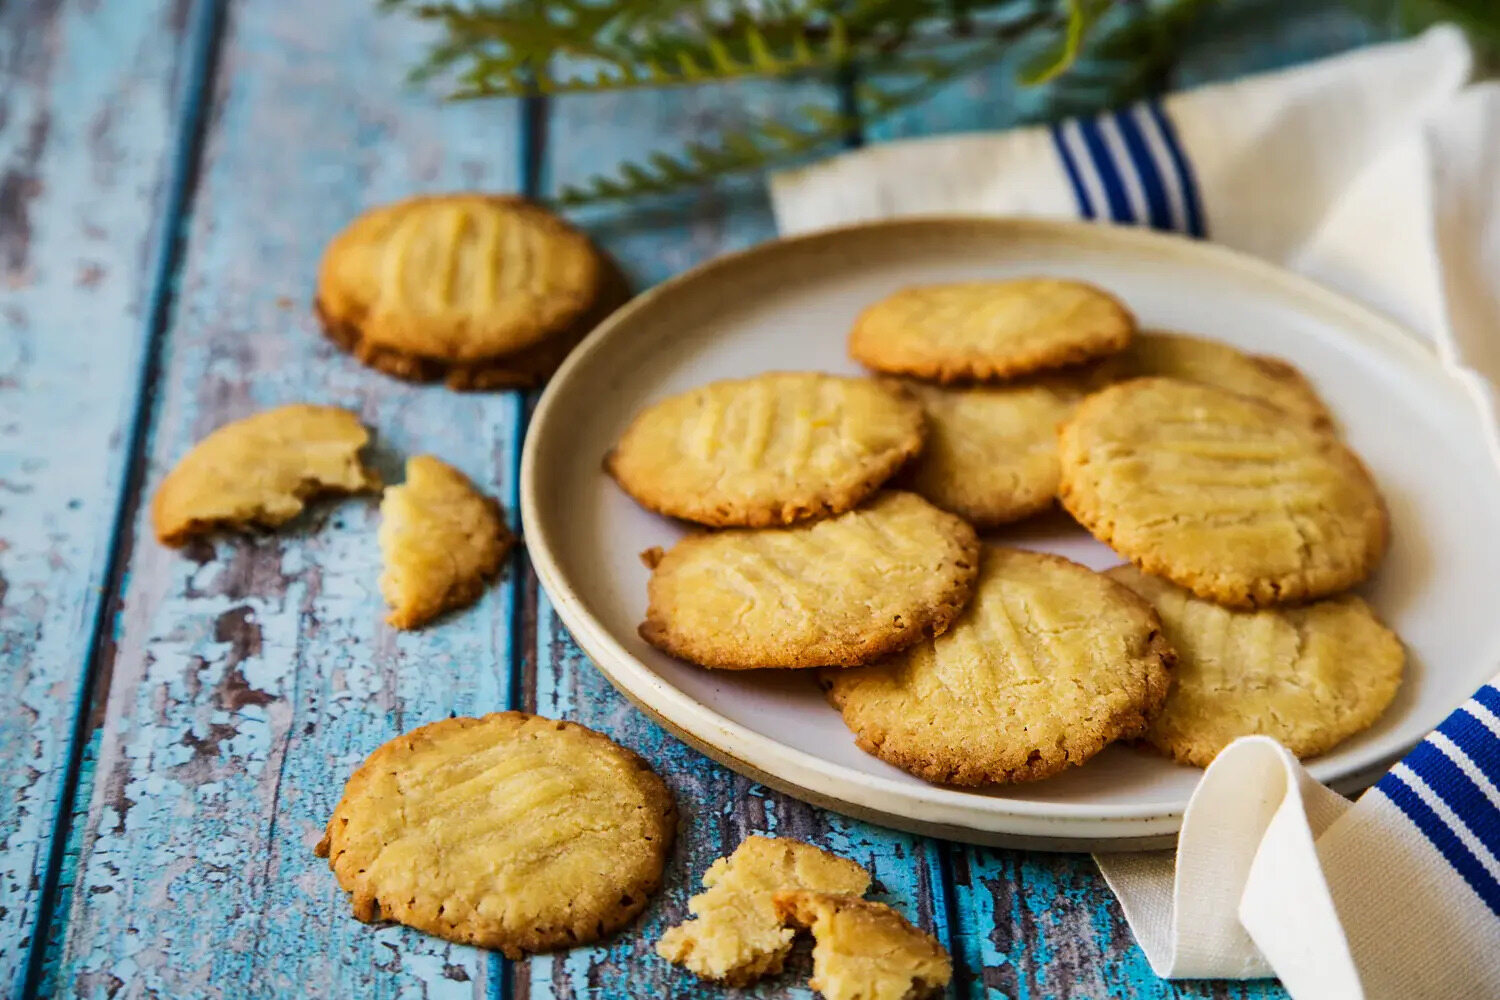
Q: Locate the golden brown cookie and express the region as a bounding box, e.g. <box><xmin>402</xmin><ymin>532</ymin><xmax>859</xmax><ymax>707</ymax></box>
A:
<box><xmin>316</xmin><ymin>712</ymin><xmax>675</xmax><ymax>958</ymax></box>
<box><xmin>774</xmin><ymin>892</ymin><xmax>952</xmax><ymax>1000</ymax></box>
<box><xmin>378</xmin><ymin>455</ymin><xmax>514</xmax><ymax>629</ymax></box>
<box><xmin>1119</xmin><ymin>331</ymin><xmax>1331</xmax><ymax>427</ymax></box>
<box><xmin>316</xmin><ymin>194</ymin><xmax>620</xmax><ymax>389</ymax></box>
<box><xmin>1058</xmin><ymin>377</ymin><xmax>1387</xmax><ymax>608</ymax></box>
<box><xmin>607</xmin><ymin>372</ymin><xmax>926</xmax><ymax>528</ymax></box>
<box><xmin>151</xmin><ymin>404</ymin><xmax>379</xmax><ymax>546</ymax></box>
<box><xmin>1106</xmin><ymin>564</ymin><xmax>1404</xmax><ymax>765</ymax></box>
<box><xmin>893</xmin><ymin>373</ymin><xmax>1088</xmax><ymax>527</ymax></box>
<box><xmin>821</xmin><ymin>546</ymin><xmax>1174</xmax><ymax>785</ymax></box>
<box><xmin>656</xmin><ymin>836</ymin><xmax>870</xmax><ymax>985</ymax></box>
<box><xmin>849</xmin><ymin>278</ymin><xmax>1134</xmax><ymax>382</ymax></box>
<box><xmin>640</xmin><ymin>491</ymin><xmax>979</xmax><ymax>670</ymax></box>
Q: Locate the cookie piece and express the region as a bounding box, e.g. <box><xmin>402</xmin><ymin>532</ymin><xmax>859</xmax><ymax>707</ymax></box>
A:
<box><xmin>607</xmin><ymin>372</ymin><xmax>925</xmax><ymax>528</ymax></box>
<box><xmin>151</xmin><ymin>404</ymin><xmax>379</xmax><ymax>546</ymax></box>
<box><xmin>656</xmin><ymin>836</ymin><xmax>870</xmax><ymax>985</ymax></box>
<box><xmin>1058</xmin><ymin>377</ymin><xmax>1387</xmax><ymax>608</ymax></box>
<box><xmin>774</xmin><ymin>892</ymin><xmax>952</xmax><ymax>1000</ymax></box>
<box><xmin>640</xmin><ymin>491</ymin><xmax>979</xmax><ymax>670</ymax></box>
<box><xmin>378</xmin><ymin>455</ymin><xmax>514</xmax><ymax>629</ymax></box>
<box><xmin>316</xmin><ymin>194</ymin><xmax>614</xmax><ymax>388</ymax></box>
<box><xmin>821</xmin><ymin>546</ymin><xmax>1173</xmax><ymax>785</ymax></box>
<box><xmin>1106</xmin><ymin>564</ymin><xmax>1403</xmax><ymax>765</ymax></box>
<box><xmin>1119</xmin><ymin>331</ymin><xmax>1331</xmax><ymax>427</ymax></box>
<box><xmin>316</xmin><ymin>712</ymin><xmax>675</xmax><ymax>957</ymax></box>
<box><xmin>894</xmin><ymin>374</ymin><xmax>1086</xmax><ymax>527</ymax></box>
<box><xmin>849</xmin><ymin>278</ymin><xmax>1134</xmax><ymax>382</ymax></box>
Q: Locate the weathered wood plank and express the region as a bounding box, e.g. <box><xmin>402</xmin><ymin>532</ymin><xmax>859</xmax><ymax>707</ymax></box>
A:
<box><xmin>515</xmin><ymin>81</ymin><xmax>954</xmax><ymax>998</ymax></box>
<box><xmin>0</xmin><ymin>0</ymin><xmax>196</xmax><ymax>992</ymax></box>
<box><xmin>45</xmin><ymin>0</ymin><xmax>532</xmax><ymax>995</ymax></box>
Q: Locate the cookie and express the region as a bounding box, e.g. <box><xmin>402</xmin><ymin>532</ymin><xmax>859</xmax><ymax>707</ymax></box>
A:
<box><xmin>316</xmin><ymin>194</ymin><xmax>618</xmax><ymax>389</ymax></box>
<box><xmin>607</xmin><ymin>372</ymin><xmax>925</xmax><ymax>528</ymax></box>
<box><xmin>1058</xmin><ymin>377</ymin><xmax>1387</xmax><ymax>608</ymax></box>
<box><xmin>640</xmin><ymin>491</ymin><xmax>979</xmax><ymax>670</ymax></box>
<box><xmin>378</xmin><ymin>455</ymin><xmax>514</xmax><ymax>629</ymax></box>
<box><xmin>151</xmin><ymin>404</ymin><xmax>380</xmax><ymax>546</ymax></box>
<box><xmin>774</xmin><ymin>892</ymin><xmax>952</xmax><ymax>1000</ymax></box>
<box><xmin>893</xmin><ymin>374</ymin><xmax>1087</xmax><ymax>527</ymax></box>
<box><xmin>1106</xmin><ymin>564</ymin><xmax>1404</xmax><ymax>765</ymax></box>
<box><xmin>316</xmin><ymin>712</ymin><xmax>675</xmax><ymax>957</ymax></box>
<box><xmin>821</xmin><ymin>546</ymin><xmax>1174</xmax><ymax>785</ymax></box>
<box><xmin>849</xmin><ymin>278</ymin><xmax>1134</xmax><ymax>382</ymax></box>
<box><xmin>1119</xmin><ymin>331</ymin><xmax>1331</xmax><ymax>427</ymax></box>
<box><xmin>656</xmin><ymin>836</ymin><xmax>870</xmax><ymax>985</ymax></box>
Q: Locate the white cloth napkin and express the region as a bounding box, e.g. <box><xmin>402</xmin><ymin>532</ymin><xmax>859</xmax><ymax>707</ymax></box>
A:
<box><xmin>768</xmin><ymin>24</ymin><xmax>1500</xmax><ymax>999</ymax></box>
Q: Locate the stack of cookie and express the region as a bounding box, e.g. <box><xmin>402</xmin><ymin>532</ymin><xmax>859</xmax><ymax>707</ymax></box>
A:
<box><xmin>610</xmin><ymin>277</ymin><xmax>1404</xmax><ymax>785</ymax></box>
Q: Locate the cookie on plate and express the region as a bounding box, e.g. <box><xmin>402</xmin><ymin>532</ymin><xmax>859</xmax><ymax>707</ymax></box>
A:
<box><xmin>316</xmin><ymin>194</ymin><xmax>620</xmax><ymax>389</ymax></box>
<box><xmin>1058</xmin><ymin>377</ymin><xmax>1387</xmax><ymax>608</ymax></box>
<box><xmin>152</xmin><ymin>404</ymin><xmax>380</xmax><ymax>546</ymax></box>
<box><xmin>849</xmin><ymin>278</ymin><xmax>1134</xmax><ymax>382</ymax></box>
<box><xmin>378</xmin><ymin>455</ymin><xmax>514</xmax><ymax>629</ymax></box>
<box><xmin>774</xmin><ymin>892</ymin><xmax>952</xmax><ymax>1000</ymax></box>
<box><xmin>639</xmin><ymin>491</ymin><xmax>979</xmax><ymax>670</ymax></box>
<box><xmin>316</xmin><ymin>712</ymin><xmax>675</xmax><ymax>957</ymax></box>
<box><xmin>657</xmin><ymin>836</ymin><xmax>870</xmax><ymax>985</ymax></box>
<box><xmin>821</xmin><ymin>546</ymin><xmax>1174</xmax><ymax>785</ymax></box>
<box><xmin>607</xmin><ymin>372</ymin><xmax>925</xmax><ymax>528</ymax></box>
<box><xmin>1106</xmin><ymin>564</ymin><xmax>1404</xmax><ymax>765</ymax></box>
<box><xmin>893</xmin><ymin>373</ymin><xmax>1090</xmax><ymax>527</ymax></box>
<box><xmin>1119</xmin><ymin>331</ymin><xmax>1331</xmax><ymax>427</ymax></box>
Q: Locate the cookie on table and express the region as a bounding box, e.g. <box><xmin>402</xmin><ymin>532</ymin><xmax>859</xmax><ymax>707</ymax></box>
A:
<box><xmin>774</xmin><ymin>891</ymin><xmax>952</xmax><ymax>1000</ymax></box>
<box><xmin>316</xmin><ymin>712</ymin><xmax>675</xmax><ymax>958</ymax></box>
<box><xmin>316</xmin><ymin>193</ymin><xmax>621</xmax><ymax>389</ymax></box>
<box><xmin>893</xmin><ymin>372</ymin><xmax>1091</xmax><ymax>527</ymax></box>
<box><xmin>152</xmin><ymin>404</ymin><xmax>380</xmax><ymax>546</ymax></box>
<box><xmin>656</xmin><ymin>836</ymin><xmax>870</xmax><ymax>985</ymax></box>
<box><xmin>821</xmin><ymin>546</ymin><xmax>1174</xmax><ymax>785</ymax></box>
<box><xmin>849</xmin><ymin>278</ymin><xmax>1134</xmax><ymax>382</ymax></box>
<box><xmin>1106</xmin><ymin>564</ymin><xmax>1404</xmax><ymax>765</ymax></box>
<box><xmin>1119</xmin><ymin>331</ymin><xmax>1331</xmax><ymax>427</ymax></box>
<box><xmin>607</xmin><ymin>372</ymin><xmax>925</xmax><ymax>528</ymax></box>
<box><xmin>378</xmin><ymin>455</ymin><xmax>514</xmax><ymax>629</ymax></box>
<box><xmin>1058</xmin><ymin>377</ymin><xmax>1387</xmax><ymax>608</ymax></box>
<box><xmin>639</xmin><ymin>491</ymin><xmax>979</xmax><ymax>670</ymax></box>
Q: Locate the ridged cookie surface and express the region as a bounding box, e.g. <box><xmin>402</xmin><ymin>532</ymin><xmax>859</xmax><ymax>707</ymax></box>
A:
<box><xmin>640</xmin><ymin>491</ymin><xmax>979</xmax><ymax>670</ymax></box>
<box><xmin>849</xmin><ymin>278</ymin><xmax>1134</xmax><ymax>382</ymax></box>
<box><xmin>608</xmin><ymin>372</ymin><xmax>925</xmax><ymax>527</ymax></box>
<box><xmin>316</xmin><ymin>713</ymin><xmax>675</xmax><ymax>958</ymax></box>
<box><xmin>1107</xmin><ymin>564</ymin><xmax>1403</xmax><ymax>765</ymax></box>
<box><xmin>151</xmin><ymin>404</ymin><xmax>379</xmax><ymax>546</ymax></box>
<box><xmin>821</xmin><ymin>546</ymin><xmax>1174</xmax><ymax>785</ymax></box>
<box><xmin>774</xmin><ymin>892</ymin><xmax>952</xmax><ymax>1000</ymax></box>
<box><xmin>378</xmin><ymin>455</ymin><xmax>514</xmax><ymax>629</ymax></box>
<box><xmin>656</xmin><ymin>836</ymin><xmax>870</xmax><ymax>985</ymax></box>
<box><xmin>1059</xmin><ymin>377</ymin><xmax>1387</xmax><ymax>607</ymax></box>
<box><xmin>1119</xmin><ymin>331</ymin><xmax>1331</xmax><ymax>427</ymax></box>
<box><xmin>316</xmin><ymin>194</ymin><xmax>610</xmax><ymax>384</ymax></box>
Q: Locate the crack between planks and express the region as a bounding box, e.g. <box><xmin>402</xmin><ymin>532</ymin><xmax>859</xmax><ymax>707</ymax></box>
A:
<box><xmin>938</xmin><ymin>841</ymin><xmax>974</xmax><ymax>1000</ymax></box>
<box><xmin>20</xmin><ymin>1</ymin><xmax>231</xmax><ymax>995</ymax></box>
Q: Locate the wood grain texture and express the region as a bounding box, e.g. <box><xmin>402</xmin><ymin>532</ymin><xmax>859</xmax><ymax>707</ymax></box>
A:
<box><xmin>0</xmin><ymin>0</ymin><xmax>194</xmax><ymax>992</ymax></box>
<box><xmin>44</xmin><ymin>0</ymin><xmax>528</xmax><ymax>995</ymax></box>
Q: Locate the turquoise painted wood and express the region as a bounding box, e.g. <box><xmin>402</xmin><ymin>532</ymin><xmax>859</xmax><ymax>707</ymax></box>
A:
<box><xmin>40</xmin><ymin>0</ymin><xmax>525</xmax><ymax>994</ymax></box>
<box><xmin>4</xmin><ymin>0</ymin><xmax>1398</xmax><ymax>996</ymax></box>
<box><xmin>0</xmin><ymin>1</ymin><xmax>199</xmax><ymax>993</ymax></box>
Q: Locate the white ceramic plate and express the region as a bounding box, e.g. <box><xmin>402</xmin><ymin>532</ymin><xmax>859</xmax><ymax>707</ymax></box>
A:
<box><xmin>521</xmin><ymin>218</ymin><xmax>1500</xmax><ymax>849</ymax></box>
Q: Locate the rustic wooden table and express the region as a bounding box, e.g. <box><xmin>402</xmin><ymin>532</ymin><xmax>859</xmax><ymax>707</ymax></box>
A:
<box><xmin>1</xmin><ymin>1</ymin><xmax>1396</xmax><ymax>996</ymax></box>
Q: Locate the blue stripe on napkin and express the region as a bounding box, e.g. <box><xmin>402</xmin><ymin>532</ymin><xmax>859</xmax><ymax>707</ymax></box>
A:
<box><xmin>1404</xmin><ymin>741</ymin><xmax>1500</xmax><ymax>852</ymax></box>
<box><xmin>1113</xmin><ymin>108</ymin><xmax>1173</xmax><ymax>231</ymax></box>
<box><xmin>1376</xmin><ymin>771</ymin><xmax>1500</xmax><ymax>918</ymax></box>
<box><xmin>1144</xmin><ymin>100</ymin><xmax>1206</xmax><ymax>238</ymax></box>
<box><xmin>1076</xmin><ymin>116</ymin><xmax>1135</xmax><ymax>224</ymax></box>
<box><xmin>1438</xmin><ymin>710</ymin><xmax>1500</xmax><ymax>791</ymax></box>
<box><xmin>1050</xmin><ymin>123</ymin><xmax>1097</xmax><ymax>220</ymax></box>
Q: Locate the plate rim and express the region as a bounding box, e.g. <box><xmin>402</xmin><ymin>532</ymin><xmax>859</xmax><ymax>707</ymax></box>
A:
<box><xmin>520</xmin><ymin>215</ymin><xmax>1500</xmax><ymax>843</ymax></box>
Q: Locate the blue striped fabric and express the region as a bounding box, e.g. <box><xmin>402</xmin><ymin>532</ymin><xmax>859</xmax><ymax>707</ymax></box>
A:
<box><xmin>1049</xmin><ymin>100</ymin><xmax>1207</xmax><ymax>238</ymax></box>
<box><xmin>1374</xmin><ymin>684</ymin><xmax>1500</xmax><ymax>919</ymax></box>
